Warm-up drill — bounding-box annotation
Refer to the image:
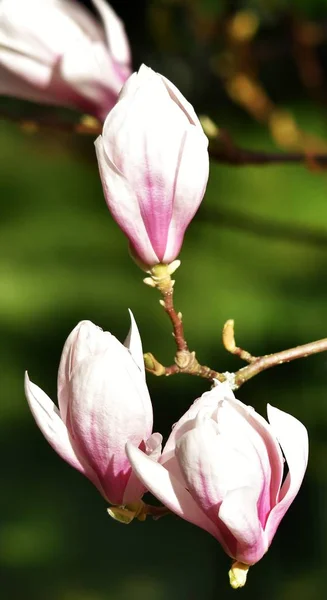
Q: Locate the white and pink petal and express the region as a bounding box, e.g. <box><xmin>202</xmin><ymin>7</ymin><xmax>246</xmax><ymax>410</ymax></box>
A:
<box><xmin>265</xmin><ymin>405</ymin><xmax>308</xmax><ymax>544</ymax></box>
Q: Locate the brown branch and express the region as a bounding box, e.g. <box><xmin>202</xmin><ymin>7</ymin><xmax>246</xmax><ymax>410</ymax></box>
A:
<box><xmin>144</xmin><ymin>346</ymin><xmax>224</xmax><ymax>381</ymax></box>
<box><xmin>198</xmin><ymin>207</ymin><xmax>327</xmax><ymax>250</ymax></box>
<box><xmin>145</xmin><ymin>293</ymin><xmax>327</xmax><ymax>384</ymax></box>
<box><xmin>3</xmin><ymin>109</ymin><xmax>327</xmax><ymax>168</ymax></box>
<box><xmin>160</xmin><ymin>288</ymin><xmax>188</xmax><ymax>352</ymax></box>
<box><xmin>144</xmin><ymin>266</ymin><xmax>224</xmax><ymax>381</ymax></box>
<box><xmin>234</xmin><ymin>336</ymin><xmax>327</xmax><ymax>387</ymax></box>
<box><xmin>0</xmin><ymin>110</ymin><xmax>102</xmax><ymax>136</ymax></box>
<box><xmin>204</xmin><ymin>125</ymin><xmax>327</xmax><ymax>168</ymax></box>
<box><xmin>209</xmin><ymin>142</ymin><xmax>327</xmax><ymax>167</ymax></box>
<box><xmin>158</xmin><ymin>282</ymin><xmax>226</xmax><ymax>379</ymax></box>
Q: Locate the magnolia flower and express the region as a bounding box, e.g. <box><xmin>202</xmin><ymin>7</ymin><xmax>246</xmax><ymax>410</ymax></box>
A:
<box><xmin>95</xmin><ymin>64</ymin><xmax>209</xmax><ymax>269</ymax></box>
<box><xmin>127</xmin><ymin>382</ymin><xmax>308</xmax><ymax>586</ymax></box>
<box><xmin>0</xmin><ymin>0</ymin><xmax>131</xmax><ymax>120</ymax></box>
<box><xmin>25</xmin><ymin>312</ymin><xmax>162</xmax><ymax>506</ymax></box>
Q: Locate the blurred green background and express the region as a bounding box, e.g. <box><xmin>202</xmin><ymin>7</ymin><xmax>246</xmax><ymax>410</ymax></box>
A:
<box><xmin>1</xmin><ymin>0</ymin><xmax>327</xmax><ymax>598</ymax></box>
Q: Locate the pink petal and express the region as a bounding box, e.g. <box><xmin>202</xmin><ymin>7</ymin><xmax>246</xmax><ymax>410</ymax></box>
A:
<box><xmin>0</xmin><ymin>0</ymin><xmax>126</xmax><ymax>117</ymax></box>
<box><xmin>124</xmin><ymin>309</ymin><xmax>145</xmax><ymax>376</ymax></box>
<box><xmin>145</xmin><ymin>432</ymin><xmax>163</xmax><ymax>461</ymax></box>
<box><xmin>94</xmin><ymin>134</ymin><xmax>159</xmax><ymax>266</ymax></box>
<box><xmin>24</xmin><ymin>372</ymin><xmax>85</xmax><ymax>474</ymax></box>
<box><xmin>57</xmin><ymin>320</ymin><xmax>111</xmax><ymax>422</ymax></box>
<box><xmin>160</xmin><ymin>384</ymin><xmax>235</xmax><ymax>495</ymax></box>
<box><xmin>126</xmin><ymin>442</ymin><xmax>219</xmax><ymax>538</ymax></box>
<box><xmin>0</xmin><ymin>0</ymin><xmax>56</xmax><ymax>66</ymax></box>
<box><xmin>219</xmin><ymin>487</ymin><xmax>268</xmax><ymax>565</ymax></box>
<box><xmin>0</xmin><ymin>47</ymin><xmax>52</xmax><ymax>87</ymax></box>
<box><xmin>123</xmin><ymin>432</ymin><xmax>163</xmax><ymax>504</ymax></box>
<box><xmin>265</xmin><ymin>404</ymin><xmax>308</xmax><ymax>545</ymax></box>
<box><xmin>0</xmin><ymin>0</ymin><xmax>99</xmax><ymax>64</ymax></box>
<box><xmin>60</xmin><ymin>37</ymin><xmax>122</xmax><ymax>104</ymax></box>
<box><xmin>161</xmin><ymin>74</ymin><xmax>204</xmax><ymax>127</ymax></box>
<box><xmin>221</xmin><ymin>398</ymin><xmax>284</xmax><ymax>525</ymax></box>
<box><xmin>92</xmin><ymin>0</ymin><xmax>131</xmax><ymax>67</ymax></box>
<box><xmin>176</xmin><ymin>411</ymin><xmax>265</xmax><ymax>524</ymax></box>
<box><xmin>68</xmin><ymin>348</ymin><xmax>153</xmax><ymax>505</ymax></box>
<box><xmin>59</xmin><ymin>0</ymin><xmax>105</xmax><ymax>43</ymax></box>
<box><xmin>162</xmin><ymin>126</ymin><xmax>209</xmax><ymax>263</ymax></box>
<box><xmin>0</xmin><ymin>64</ymin><xmax>61</xmax><ymax>104</ymax></box>
<box><xmin>161</xmin><ymin>382</ymin><xmax>235</xmax><ymax>461</ymax></box>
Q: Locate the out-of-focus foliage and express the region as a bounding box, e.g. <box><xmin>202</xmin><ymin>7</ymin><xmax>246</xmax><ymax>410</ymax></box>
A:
<box><xmin>1</xmin><ymin>0</ymin><xmax>327</xmax><ymax>599</ymax></box>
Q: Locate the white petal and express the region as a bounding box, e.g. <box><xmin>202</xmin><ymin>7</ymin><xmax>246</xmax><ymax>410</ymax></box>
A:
<box><xmin>145</xmin><ymin>432</ymin><xmax>163</xmax><ymax>461</ymax></box>
<box><xmin>57</xmin><ymin>320</ymin><xmax>111</xmax><ymax>422</ymax></box>
<box><xmin>176</xmin><ymin>416</ymin><xmax>265</xmax><ymax>515</ymax></box>
<box><xmin>215</xmin><ymin>396</ymin><xmax>284</xmax><ymax>511</ymax></box>
<box><xmin>94</xmin><ymin>134</ymin><xmax>158</xmax><ymax>265</ymax></box>
<box><xmin>68</xmin><ymin>347</ymin><xmax>153</xmax><ymax>504</ymax></box>
<box><xmin>124</xmin><ymin>309</ymin><xmax>145</xmax><ymax>376</ymax></box>
<box><xmin>163</xmin><ymin>126</ymin><xmax>209</xmax><ymax>263</ymax></box>
<box><xmin>0</xmin><ymin>64</ymin><xmax>61</xmax><ymax>104</ymax></box>
<box><xmin>0</xmin><ymin>47</ymin><xmax>52</xmax><ymax>87</ymax></box>
<box><xmin>24</xmin><ymin>372</ymin><xmax>85</xmax><ymax>473</ymax></box>
<box><xmin>161</xmin><ymin>382</ymin><xmax>235</xmax><ymax>461</ymax></box>
<box><xmin>60</xmin><ymin>37</ymin><xmax>122</xmax><ymax>102</ymax></box>
<box><xmin>265</xmin><ymin>404</ymin><xmax>308</xmax><ymax>544</ymax></box>
<box><xmin>0</xmin><ymin>0</ymin><xmax>96</xmax><ymax>62</ymax></box>
<box><xmin>126</xmin><ymin>443</ymin><xmax>218</xmax><ymax>538</ymax></box>
<box><xmin>122</xmin><ymin>432</ymin><xmax>163</xmax><ymax>505</ymax></box>
<box><xmin>219</xmin><ymin>487</ymin><xmax>268</xmax><ymax>565</ymax></box>
<box><xmin>92</xmin><ymin>0</ymin><xmax>131</xmax><ymax>66</ymax></box>
<box><xmin>160</xmin><ymin>74</ymin><xmax>204</xmax><ymax>128</ymax></box>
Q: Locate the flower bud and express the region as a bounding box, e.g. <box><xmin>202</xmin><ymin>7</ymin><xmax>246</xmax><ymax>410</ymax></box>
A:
<box><xmin>25</xmin><ymin>311</ymin><xmax>162</xmax><ymax>506</ymax></box>
<box><xmin>0</xmin><ymin>0</ymin><xmax>131</xmax><ymax>120</ymax></box>
<box><xmin>127</xmin><ymin>382</ymin><xmax>308</xmax><ymax>583</ymax></box>
<box><xmin>95</xmin><ymin>64</ymin><xmax>209</xmax><ymax>268</ymax></box>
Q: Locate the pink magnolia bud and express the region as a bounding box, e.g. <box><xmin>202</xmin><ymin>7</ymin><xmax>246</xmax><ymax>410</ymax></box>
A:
<box><xmin>0</xmin><ymin>0</ymin><xmax>131</xmax><ymax>120</ymax></box>
<box><xmin>127</xmin><ymin>382</ymin><xmax>308</xmax><ymax>576</ymax></box>
<box><xmin>25</xmin><ymin>311</ymin><xmax>162</xmax><ymax>506</ymax></box>
<box><xmin>95</xmin><ymin>64</ymin><xmax>209</xmax><ymax>268</ymax></box>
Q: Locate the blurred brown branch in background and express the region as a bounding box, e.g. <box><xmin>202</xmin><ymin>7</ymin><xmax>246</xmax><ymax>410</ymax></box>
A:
<box><xmin>3</xmin><ymin>110</ymin><xmax>327</xmax><ymax>170</ymax></box>
<box><xmin>199</xmin><ymin>206</ymin><xmax>327</xmax><ymax>249</ymax></box>
<box><xmin>0</xmin><ymin>110</ymin><xmax>102</xmax><ymax>136</ymax></box>
<box><xmin>3</xmin><ymin>6</ymin><xmax>327</xmax><ymax>169</ymax></box>
<box><xmin>208</xmin><ymin>130</ymin><xmax>327</xmax><ymax>168</ymax></box>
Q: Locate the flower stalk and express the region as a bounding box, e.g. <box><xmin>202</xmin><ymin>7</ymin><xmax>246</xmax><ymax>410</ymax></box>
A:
<box><xmin>144</xmin><ymin>266</ymin><xmax>224</xmax><ymax>381</ymax></box>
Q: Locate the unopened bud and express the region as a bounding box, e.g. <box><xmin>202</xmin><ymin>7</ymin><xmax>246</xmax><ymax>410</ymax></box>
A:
<box><xmin>222</xmin><ymin>319</ymin><xmax>236</xmax><ymax>353</ymax></box>
<box><xmin>143</xmin><ymin>353</ymin><xmax>166</xmax><ymax>376</ymax></box>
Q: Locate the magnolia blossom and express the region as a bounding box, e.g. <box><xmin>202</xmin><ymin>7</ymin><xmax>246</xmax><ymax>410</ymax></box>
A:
<box><xmin>127</xmin><ymin>382</ymin><xmax>308</xmax><ymax>582</ymax></box>
<box><xmin>95</xmin><ymin>64</ymin><xmax>209</xmax><ymax>268</ymax></box>
<box><xmin>25</xmin><ymin>312</ymin><xmax>162</xmax><ymax>506</ymax></box>
<box><xmin>0</xmin><ymin>0</ymin><xmax>131</xmax><ymax>120</ymax></box>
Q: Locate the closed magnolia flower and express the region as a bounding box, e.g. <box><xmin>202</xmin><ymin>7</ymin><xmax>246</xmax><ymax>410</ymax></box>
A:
<box><xmin>95</xmin><ymin>64</ymin><xmax>209</xmax><ymax>269</ymax></box>
<box><xmin>127</xmin><ymin>382</ymin><xmax>308</xmax><ymax>586</ymax></box>
<box><xmin>25</xmin><ymin>311</ymin><xmax>162</xmax><ymax>506</ymax></box>
<box><xmin>0</xmin><ymin>0</ymin><xmax>131</xmax><ymax>120</ymax></box>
